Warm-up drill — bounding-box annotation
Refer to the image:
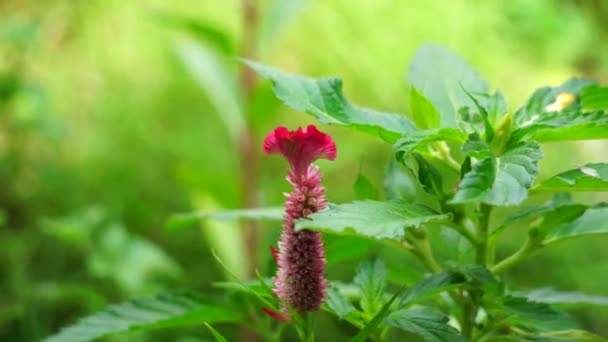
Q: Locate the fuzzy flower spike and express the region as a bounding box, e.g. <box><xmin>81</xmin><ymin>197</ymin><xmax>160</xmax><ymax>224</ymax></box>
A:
<box><xmin>263</xmin><ymin>125</ymin><xmax>336</xmax><ymax>316</ymax></box>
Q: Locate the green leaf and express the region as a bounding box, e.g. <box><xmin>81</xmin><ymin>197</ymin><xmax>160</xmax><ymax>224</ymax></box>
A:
<box><xmin>399</xmin><ymin>271</ymin><xmax>466</xmax><ymax>307</ymax></box>
<box><xmin>245</xmin><ymin>60</ymin><xmax>415</xmax><ymax>142</ymax></box>
<box><xmin>354</xmin><ymin>173</ymin><xmax>379</xmax><ymax>200</ymax></box>
<box><xmin>510</xmin><ymin>109</ymin><xmax>608</xmax><ymax>142</ymax></box>
<box><xmin>461</xmin><ymin>86</ymin><xmax>495</xmax><ymax>142</ymax></box>
<box><xmin>514</xmin><ymin>78</ymin><xmax>594</xmax><ymax>125</ymax></box>
<box><xmin>325</xmin><ymin>285</ymin><xmax>358</xmax><ymax>321</ymax></box>
<box><xmin>394</xmin><ymin>128</ymin><xmax>467</xmax><ymax>163</ymax></box>
<box><xmin>44</xmin><ymin>293</ymin><xmax>241</xmax><ymax>342</ymax></box>
<box><xmin>485</xmin><ymin>296</ymin><xmax>576</xmax><ymax>332</ymax></box>
<box><xmin>295</xmin><ymin>201</ymin><xmax>450</xmax><ymax>240</ymax></box>
<box><xmin>462</xmin><ymin>133</ymin><xmax>491</xmax><ymax>160</ymax></box>
<box><xmin>413</xmin><ymin>153</ymin><xmax>444</xmax><ymax>197</ymax></box>
<box><xmin>581</xmin><ymin>85</ymin><xmax>608</xmax><ymax>111</ymax></box>
<box><xmin>513</xmin><ymin>288</ymin><xmax>608</xmax><ymax>307</ymax></box>
<box><xmin>408</xmin><ymin>44</ymin><xmax>490</xmax><ymax>128</ymax></box>
<box><xmin>384</xmin><ymin>158</ymin><xmax>417</xmax><ymax>201</ymax></box>
<box><xmin>451</xmin><ymin>141</ymin><xmax>542</xmax><ymax>206</ymax></box>
<box><xmin>537</xmin><ymin>329</ymin><xmax>608</xmax><ymax>342</ymax></box>
<box><xmin>410</xmin><ymin>86</ymin><xmax>441</xmax><ymax>129</ymax></box>
<box><xmin>167</xmin><ymin>207</ymin><xmax>283</xmax><ymax>230</ymax></box>
<box><xmin>451</xmin><ymin>264</ymin><xmax>496</xmax><ymax>284</ymax></box>
<box><xmin>350</xmin><ymin>287</ymin><xmax>406</xmax><ymax>342</ymax></box>
<box><xmin>534</xmin><ymin>163</ymin><xmax>608</xmax><ymax>192</ymax></box>
<box><xmin>385</xmin><ymin>308</ymin><xmax>466</xmax><ymax>342</ymax></box>
<box><xmin>543</xmin><ymin>205</ymin><xmax>608</xmax><ymax>245</ymax></box>
<box><xmin>354</xmin><ymin>259</ymin><xmax>387</xmax><ymax>316</ymax></box>
<box><xmin>204</xmin><ymin>323</ymin><xmax>228</xmax><ymax>342</ymax></box>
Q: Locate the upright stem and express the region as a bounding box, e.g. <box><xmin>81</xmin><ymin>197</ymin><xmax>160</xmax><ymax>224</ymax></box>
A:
<box><xmin>492</xmin><ymin>237</ymin><xmax>537</xmax><ymax>274</ymax></box>
<box><xmin>304</xmin><ymin>312</ymin><xmax>315</xmax><ymax>342</ymax></box>
<box><xmin>475</xmin><ymin>204</ymin><xmax>492</xmax><ymax>266</ymax></box>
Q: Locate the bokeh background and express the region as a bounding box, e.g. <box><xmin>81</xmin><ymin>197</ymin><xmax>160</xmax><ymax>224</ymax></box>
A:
<box><xmin>1</xmin><ymin>0</ymin><xmax>607</xmax><ymax>340</ymax></box>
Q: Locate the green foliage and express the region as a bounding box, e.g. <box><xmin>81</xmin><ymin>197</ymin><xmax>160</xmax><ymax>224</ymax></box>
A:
<box><xmin>581</xmin><ymin>85</ymin><xmax>608</xmax><ymax>110</ymax></box>
<box><xmin>409</xmin><ymin>86</ymin><xmax>441</xmax><ymax>129</ymax></box>
<box><xmin>513</xmin><ymin>288</ymin><xmax>608</xmax><ymax>307</ymax></box>
<box><xmin>393</xmin><ymin>128</ymin><xmax>467</xmax><ymax>162</ymax></box>
<box><xmin>44</xmin><ymin>293</ymin><xmax>241</xmax><ymax>342</ymax></box>
<box><xmin>353</xmin><ymin>172</ymin><xmax>379</xmax><ymax>200</ymax></box>
<box><xmin>399</xmin><ymin>271</ymin><xmax>466</xmax><ymax>307</ymax></box>
<box><xmin>245</xmin><ymin>60</ymin><xmax>416</xmax><ymax>142</ymax></box>
<box><xmin>534</xmin><ymin>163</ymin><xmax>608</xmax><ymax>192</ymax></box>
<box><xmin>295</xmin><ymin>200</ymin><xmax>450</xmax><ymax>240</ymax></box>
<box><xmin>543</xmin><ymin>205</ymin><xmax>608</xmax><ymax>245</ymax></box>
<box><xmin>354</xmin><ymin>259</ymin><xmax>387</xmax><ymax>316</ymax></box>
<box><xmin>385</xmin><ymin>308</ymin><xmax>466</xmax><ymax>342</ymax></box>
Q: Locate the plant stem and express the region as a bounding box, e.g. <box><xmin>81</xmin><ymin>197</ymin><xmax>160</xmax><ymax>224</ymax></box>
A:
<box><xmin>491</xmin><ymin>237</ymin><xmax>537</xmax><ymax>274</ymax></box>
<box><xmin>304</xmin><ymin>312</ymin><xmax>315</xmax><ymax>342</ymax></box>
<box><xmin>408</xmin><ymin>230</ymin><xmax>442</xmax><ymax>272</ymax></box>
<box><xmin>436</xmin><ymin>141</ymin><xmax>462</xmax><ymax>172</ymax></box>
<box><xmin>475</xmin><ymin>204</ymin><xmax>492</xmax><ymax>266</ymax></box>
<box><xmin>444</xmin><ymin>222</ymin><xmax>477</xmax><ymax>245</ymax></box>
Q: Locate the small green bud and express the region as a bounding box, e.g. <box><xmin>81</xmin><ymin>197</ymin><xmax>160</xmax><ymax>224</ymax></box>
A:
<box><xmin>490</xmin><ymin>112</ymin><xmax>513</xmax><ymax>155</ymax></box>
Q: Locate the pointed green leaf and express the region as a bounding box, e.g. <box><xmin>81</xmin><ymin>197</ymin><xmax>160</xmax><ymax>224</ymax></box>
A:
<box><xmin>581</xmin><ymin>85</ymin><xmax>608</xmax><ymax>111</ymax></box>
<box><xmin>543</xmin><ymin>205</ymin><xmax>608</xmax><ymax>245</ymax></box>
<box><xmin>451</xmin><ymin>141</ymin><xmax>542</xmax><ymax>206</ymax></box>
<box><xmin>295</xmin><ymin>201</ymin><xmax>450</xmax><ymax>240</ymax></box>
<box><xmin>386</xmin><ymin>308</ymin><xmax>466</xmax><ymax>342</ymax></box>
<box><xmin>394</xmin><ymin>128</ymin><xmax>467</xmax><ymax>162</ymax></box>
<box><xmin>534</xmin><ymin>163</ymin><xmax>608</xmax><ymax>192</ymax></box>
<box><xmin>167</xmin><ymin>207</ymin><xmax>283</xmax><ymax>230</ymax></box>
<box><xmin>384</xmin><ymin>158</ymin><xmax>417</xmax><ymax>201</ymax></box>
<box><xmin>462</xmin><ymin>132</ymin><xmax>491</xmax><ymax>160</ymax></box>
<box><xmin>204</xmin><ymin>323</ymin><xmax>228</xmax><ymax>342</ymax></box>
<box><xmin>245</xmin><ymin>60</ymin><xmax>415</xmax><ymax>142</ymax></box>
<box><xmin>410</xmin><ymin>86</ymin><xmax>441</xmax><ymax>129</ymax></box>
<box><xmin>461</xmin><ymin>86</ymin><xmax>495</xmax><ymax>142</ymax></box>
<box><xmin>514</xmin><ymin>78</ymin><xmax>594</xmax><ymax>125</ymax></box>
<box><xmin>44</xmin><ymin>293</ymin><xmax>241</xmax><ymax>342</ymax></box>
<box><xmin>325</xmin><ymin>285</ymin><xmax>358</xmax><ymax>321</ymax></box>
<box><xmin>485</xmin><ymin>296</ymin><xmax>576</xmax><ymax>332</ymax></box>
<box><xmin>354</xmin><ymin>259</ymin><xmax>387</xmax><ymax>316</ymax></box>
<box><xmin>408</xmin><ymin>44</ymin><xmax>490</xmax><ymax>128</ymax></box>
<box><xmin>513</xmin><ymin>288</ymin><xmax>608</xmax><ymax>308</ymax></box>
<box><xmin>350</xmin><ymin>287</ymin><xmax>406</xmax><ymax>342</ymax></box>
<box><xmin>399</xmin><ymin>271</ymin><xmax>467</xmax><ymax>307</ymax></box>
<box><xmin>511</xmin><ymin>109</ymin><xmax>608</xmax><ymax>142</ymax></box>
<box><xmin>537</xmin><ymin>330</ymin><xmax>608</xmax><ymax>342</ymax></box>
<box><xmin>413</xmin><ymin>153</ymin><xmax>444</xmax><ymax>197</ymax></box>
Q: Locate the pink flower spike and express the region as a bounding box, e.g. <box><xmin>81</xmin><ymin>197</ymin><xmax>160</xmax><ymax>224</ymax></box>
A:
<box><xmin>263</xmin><ymin>125</ymin><xmax>337</xmax><ymax>174</ymax></box>
<box><xmin>262</xmin><ymin>307</ymin><xmax>289</xmax><ymax>322</ymax></box>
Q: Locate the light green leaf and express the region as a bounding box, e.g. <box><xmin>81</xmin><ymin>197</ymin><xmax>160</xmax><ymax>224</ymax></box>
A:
<box><xmin>167</xmin><ymin>207</ymin><xmax>283</xmax><ymax>230</ymax></box>
<box><xmin>44</xmin><ymin>293</ymin><xmax>240</xmax><ymax>342</ymax></box>
<box><xmin>581</xmin><ymin>85</ymin><xmax>608</xmax><ymax>111</ymax></box>
<box><xmin>537</xmin><ymin>329</ymin><xmax>608</xmax><ymax>342</ymax></box>
<box><xmin>410</xmin><ymin>86</ymin><xmax>441</xmax><ymax>129</ymax></box>
<box><xmin>451</xmin><ymin>141</ymin><xmax>542</xmax><ymax>206</ymax></box>
<box><xmin>354</xmin><ymin>173</ymin><xmax>379</xmax><ymax>200</ymax></box>
<box><xmin>534</xmin><ymin>163</ymin><xmax>608</xmax><ymax>192</ymax></box>
<box><xmin>513</xmin><ymin>288</ymin><xmax>608</xmax><ymax>307</ymax></box>
<box><xmin>204</xmin><ymin>323</ymin><xmax>228</xmax><ymax>342</ymax></box>
<box><xmin>325</xmin><ymin>285</ymin><xmax>358</xmax><ymax>321</ymax></box>
<box><xmin>394</xmin><ymin>128</ymin><xmax>467</xmax><ymax>162</ymax></box>
<box><xmin>543</xmin><ymin>205</ymin><xmax>608</xmax><ymax>245</ymax></box>
<box><xmin>384</xmin><ymin>158</ymin><xmax>417</xmax><ymax>201</ymax></box>
<box><xmin>408</xmin><ymin>44</ymin><xmax>490</xmax><ymax>128</ymax></box>
<box><xmin>399</xmin><ymin>271</ymin><xmax>466</xmax><ymax>307</ymax></box>
<box><xmin>295</xmin><ymin>201</ymin><xmax>450</xmax><ymax>240</ymax></box>
<box><xmin>354</xmin><ymin>259</ymin><xmax>387</xmax><ymax>316</ymax></box>
<box><xmin>245</xmin><ymin>60</ymin><xmax>415</xmax><ymax>142</ymax></box>
<box><xmin>385</xmin><ymin>308</ymin><xmax>466</xmax><ymax>342</ymax></box>
<box><xmin>511</xmin><ymin>109</ymin><xmax>608</xmax><ymax>142</ymax></box>
<box><xmin>514</xmin><ymin>78</ymin><xmax>594</xmax><ymax>125</ymax></box>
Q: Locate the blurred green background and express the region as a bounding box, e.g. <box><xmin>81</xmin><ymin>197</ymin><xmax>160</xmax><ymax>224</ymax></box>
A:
<box><xmin>1</xmin><ymin>0</ymin><xmax>608</xmax><ymax>340</ymax></box>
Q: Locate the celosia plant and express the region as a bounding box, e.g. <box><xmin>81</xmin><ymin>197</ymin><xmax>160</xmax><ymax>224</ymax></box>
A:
<box><xmin>47</xmin><ymin>44</ymin><xmax>608</xmax><ymax>342</ymax></box>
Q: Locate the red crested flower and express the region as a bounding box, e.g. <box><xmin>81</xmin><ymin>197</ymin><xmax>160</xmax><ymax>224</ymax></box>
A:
<box><xmin>262</xmin><ymin>125</ymin><xmax>336</xmax><ymax>316</ymax></box>
<box><xmin>263</xmin><ymin>125</ymin><xmax>336</xmax><ymax>175</ymax></box>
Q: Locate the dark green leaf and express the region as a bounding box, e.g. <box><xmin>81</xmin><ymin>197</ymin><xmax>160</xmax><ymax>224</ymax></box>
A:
<box><xmin>44</xmin><ymin>293</ymin><xmax>240</xmax><ymax>342</ymax></box>
<box><xmin>399</xmin><ymin>272</ymin><xmax>466</xmax><ymax>307</ymax></box>
<box><xmin>354</xmin><ymin>259</ymin><xmax>387</xmax><ymax>316</ymax></box>
<box><xmin>485</xmin><ymin>296</ymin><xmax>576</xmax><ymax>332</ymax></box>
<box><xmin>452</xmin><ymin>264</ymin><xmax>496</xmax><ymax>284</ymax></box>
<box><xmin>461</xmin><ymin>86</ymin><xmax>495</xmax><ymax>142</ymax></box>
<box><xmin>513</xmin><ymin>288</ymin><xmax>608</xmax><ymax>307</ymax></box>
<box><xmin>410</xmin><ymin>86</ymin><xmax>441</xmax><ymax>129</ymax></box>
<box><xmin>394</xmin><ymin>128</ymin><xmax>467</xmax><ymax>163</ymax></box>
<box><xmin>166</xmin><ymin>207</ymin><xmax>283</xmax><ymax>230</ymax></box>
<box><xmin>543</xmin><ymin>205</ymin><xmax>608</xmax><ymax>245</ymax></box>
<box><xmin>413</xmin><ymin>153</ymin><xmax>444</xmax><ymax>197</ymax></box>
<box><xmin>354</xmin><ymin>173</ymin><xmax>379</xmax><ymax>200</ymax></box>
<box><xmin>245</xmin><ymin>60</ymin><xmax>415</xmax><ymax>142</ymax></box>
<box><xmin>462</xmin><ymin>133</ymin><xmax>491</xmax><ymax>160</ymax></box>
<box><xmin>204</xmin><ymin>323</ymin><xmax>228</xmax><ymax>342</ymax></box>
<box><xmin>386</xmin><ymin>307</ymin><xmax>466</xmax><ymax>342</ymax></box>
<box><xmin>451</xmin><ymin>142</ymin><xmax>542</xmax><ymax>206</ymax></box>
<box><xmin>408</xmin><ymin>44</ymin><xmax>490</xmax><ymax>128</ymax></box>
<box><xmin>534</xmin><ymin>163</ymin><xmax>608</xmax><ymax>192</ymax></box>
<box><xmin>350</xmin><ymin>287</ymin><xmax>406</xmax><ymax>342</ymax></box>
<box><xmin>536</xmin><ymin>329</ymin><xmax>608</xmax><ymax>342</ymax></box>
<box><xmin>514</xmin><ymin>78</ymin><xmax>594</xmax><ymax>125</ymax></box>
<box><xmin>296</xmin><ymin>201</ymin><xmax>450</xmax><ymax>240</ymax></box>
<box><xmin>581</xmin><ymin>85</ymin><xmax>608</xmax><ymax>111</ymax></box>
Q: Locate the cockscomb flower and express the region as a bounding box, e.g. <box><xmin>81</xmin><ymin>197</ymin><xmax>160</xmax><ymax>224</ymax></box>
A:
<box><xmin>263</xmin><ymin>125</ymin><xmax>336</xmax><ymax>317</ymax></box>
